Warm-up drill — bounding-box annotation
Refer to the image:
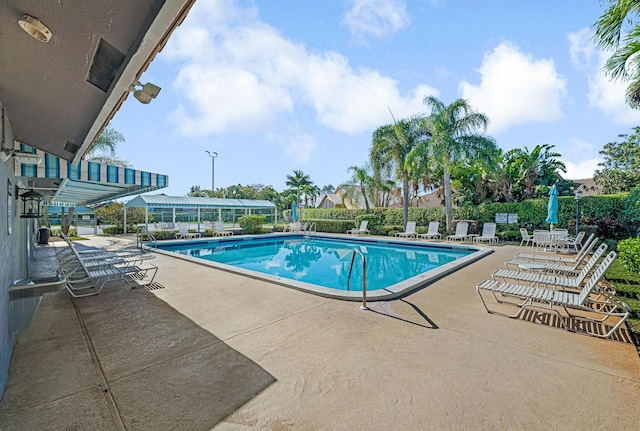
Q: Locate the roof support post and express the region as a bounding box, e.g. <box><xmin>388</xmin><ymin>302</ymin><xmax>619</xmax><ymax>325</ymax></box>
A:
<box><xmin>145</xmin><ymin>206</ymin><xmax>149</xmax><ymax>232</ymax></box>
<box><xmin>197</xmin><ymin>208</ymin><xmax>201</xmax><ymax>233</ymax></box>
<box><xmin>124</xmin><ymin>207</ymin><xmax>127</xmax><ymax>234</ymax></box>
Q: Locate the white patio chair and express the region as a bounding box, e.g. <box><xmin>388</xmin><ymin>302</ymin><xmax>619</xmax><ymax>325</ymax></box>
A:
<box><xmin>474</xmin><ymin>223</ymin><xmax>497</xmax><ymax>245</ymax></box>
<box><xmin>519</xmin><ymin>228</ymin><xmax>533</xmax><ymax>247</ymax></box>
<box><xmin>175</xmin><ymin>223</ymin><xmax>200</xmax><ymax>239</ymax></box>
<box><xmin>556</xmin><ymin>231</ymin><xmax>585</xmax><ymax>253</ymax></box>
<box><xmin>477</xmin><ymin>251</ymin><xmax>629</xmax><ymax>339</ymax></box>
<box><xmin>346</xmin><ymin>220</ymin><xmax>369</xmax><ymax>236</ymax></box>
<box><xmin>446</xmin><ymin>221</ymin><xmax>469</xmax><ymax>241</ymax></box>
<box><xmin>418</xmin><ymin>221</ymin><xmax>441</xmax><ymax>240</ymax></box>
<box><xmin>532</xmin><ymin>230</ymin><xmax>552</xmax><ymax>251</ymax></box>
<box><xmin>395</xmin><ymin>221</ymin><xmax>417</xmax><ymax>239</ymax></box>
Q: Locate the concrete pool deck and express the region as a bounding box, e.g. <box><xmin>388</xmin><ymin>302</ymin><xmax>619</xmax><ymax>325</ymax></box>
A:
<box><xmin>1</xmin><ymin>234</ymin><xmax>640</xmax><ymax>430</ymax></box>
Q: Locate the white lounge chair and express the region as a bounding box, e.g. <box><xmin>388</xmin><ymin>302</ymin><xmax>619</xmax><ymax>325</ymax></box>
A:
<box><xmin>476</xmin><ymin>251</ymin><xmax>629</xmax><ymax>338</ymax></box>
<box><xmin>176</xmin><ymin>223</ymin><xmax>200</xmax><ymax>239</ymax></box>
<box><xmin>519</xmin><ymin>228</ymin><xmax>533</xmax><ymax>247</ymax></box>
<box><xmin>492</xmin><ymin>244</ymin><xmax>608</xmax><ymax>290</ymax></box>
<box><xmin>446</xmin><ymin>221</ymin><xmax>469</xmax><ymax>241</ymax></box>
<box><xmin>214</xmin><ymin>221</ymin><xmax>233</xmax><ymax>237</ymax></box>
<box><xmin>284</xmin><ymin>221</ymin><xmax>302</xmax><ymax>233</ymax></box>
<box><xmin>474</xmin><ymin>223</ymin><xmax>497</xmax><ymax>245</ymax></box>
<box><xmin>395</xmin><ymin>221</ymin><xmax>417</xmax><ymax>239</ymax></box>
<box><xmin>505</xmin><ymin>237</ymin><xmax>600</xmax><ymax>274</ymax></box>
<box><xmin>347</xmin><ymin>220</ymin><xmax>370</xmax><ymax>236</ymax></box>
<box><xmin>418</xmin><ymin>221</ymin><xmax>441</xmax><ymax>240</ymax></box>
<box><xmin>515</xmin><ymin>234</ymin><xmax>597</xmax><ymax>263</ymax></box>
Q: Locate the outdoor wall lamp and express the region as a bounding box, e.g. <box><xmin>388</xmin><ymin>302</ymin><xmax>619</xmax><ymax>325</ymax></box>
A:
<box><xmin>19</xmin><ymin>189</ymin><xmax>44</xmax><ymax>218</ymax></box>
<box><xmin>129</xmin><ymin>80</ymin><xmax>161</xmax><ymax>104</ymax></box>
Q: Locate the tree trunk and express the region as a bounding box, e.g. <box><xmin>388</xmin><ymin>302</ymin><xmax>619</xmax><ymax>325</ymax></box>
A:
<box><xmin>402</xmin><ymin>170</ymin><xmax>409</xmax><ymax>228</ymax></box>
<box><xmin>62</xmin><ymin>207</ymin><xmax>75</xmax><ymax>235</ymax></box>
<box><xmin>360</xmin><ymin>185</ymin><xmax>370</xmax><ymax>212</ymax></box>
<box><xmin>443</xmin><ymin>166</ymin><xmax>453</xmax><ymax>231</ymax></box>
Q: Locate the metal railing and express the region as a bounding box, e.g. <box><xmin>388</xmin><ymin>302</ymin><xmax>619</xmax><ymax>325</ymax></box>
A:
<box><xmin>347</xmin><ymin>248</ymin><xmax>369</xmax><ymax>310</ymax></box>
<box><xmin>136</xmin><ymin>227</ymin><xmax>156</xmax><ymax>249</ymax></box>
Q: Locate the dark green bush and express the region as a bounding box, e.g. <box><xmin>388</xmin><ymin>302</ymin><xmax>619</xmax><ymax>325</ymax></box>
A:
<box><xmin>302</xmin><ymin>219</ymin><xmax>355</xmax><ymax>233</ymax></box>
<box><xmin>50</xmin><ymin>228</ymin><xmax>77</xmax><ymax>237</ymax></box>
<box><xmin>618</xmin><ymin>237</ymin><xmax>640</xmax><ymax>272</ymax></box>
<box><xmin>239</xmin><ymin>215</ymin><xmax>265</xmax><ymax>234</ymax></box>
<box><xmin>150</xmin><ymin>230</ymin><xmax>180</xmax><ymax>240</ymax></box>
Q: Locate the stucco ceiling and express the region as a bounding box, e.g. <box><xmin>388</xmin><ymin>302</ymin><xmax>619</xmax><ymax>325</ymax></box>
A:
<box><xmin>0</xmin><ymin>0</ymin><xmax>194</xmax><ymax>162</ymax></box>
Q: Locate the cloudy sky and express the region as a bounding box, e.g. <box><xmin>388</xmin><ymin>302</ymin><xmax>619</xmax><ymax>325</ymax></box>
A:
<box><xmin>110</xmin><ymin>0</ymin><xmax>640</xmax><ymax>195</ymax></box>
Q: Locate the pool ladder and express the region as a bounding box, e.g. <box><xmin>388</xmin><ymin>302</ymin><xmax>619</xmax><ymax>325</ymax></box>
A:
<box><xmin>136</xmin><ymin>227</ymin><xmax>157</xmax><ymax>249</ymax></box>
<box><xmin>347</xmin><ymin>248</ymin><xmax>369</xmax><ymax>310</ymax></box>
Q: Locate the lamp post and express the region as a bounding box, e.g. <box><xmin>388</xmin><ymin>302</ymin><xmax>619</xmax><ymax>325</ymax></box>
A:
<box><xmin>574</xmin><ymin>189</ymin><xmax>583</xmax><ymax>237</ymax></box>
<box><xmin>205</xmin><ymin>150</ymin><xmax>217</xmax><ymax>196</ymax></box>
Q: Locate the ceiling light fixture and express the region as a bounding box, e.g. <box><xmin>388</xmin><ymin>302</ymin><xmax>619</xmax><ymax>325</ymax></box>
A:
<box><xmin>1</xmin><ymin>149</ymin><xmax>43</xmax><ymax>164</ymax></box>
<box><xmin>129</xmin><ymin>80</ymin><xmax>161</xmax><ymax>104</ymax></box>
<box><xmin>18</xmin><ymin>14</ymin><xmax>52</xmax><ymax>43</ymax></box>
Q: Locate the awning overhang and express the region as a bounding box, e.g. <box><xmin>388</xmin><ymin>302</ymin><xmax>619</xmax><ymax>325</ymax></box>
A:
<box><xmin>14</xmin><ymin>144</ymin><xmax>168</xmax><ymax>207</ymax></box>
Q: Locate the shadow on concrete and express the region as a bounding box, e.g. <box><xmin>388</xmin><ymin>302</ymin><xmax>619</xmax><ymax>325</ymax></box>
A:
<box><xmin>1</xmin><ymin>279</ymin><xmax>275</xmax><ymax>431</ymax></box>
<box><xmin>367</xmin><ymin>299</ymin><xmax>438</xmax><ymax>329</ymax></box>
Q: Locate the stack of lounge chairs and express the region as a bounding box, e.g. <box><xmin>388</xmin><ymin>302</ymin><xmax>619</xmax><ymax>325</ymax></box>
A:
<box><xmin>57</xmin><ymin>233</ymin><xmax>158</xmax><ymax>297</ymax></box>
<box><xmin>476</xmin><ymin>233</ymin><xmax>630</xmax><ymax>339</ymax></box>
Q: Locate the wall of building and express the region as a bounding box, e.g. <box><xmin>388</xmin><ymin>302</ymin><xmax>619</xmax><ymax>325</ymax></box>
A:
<box><xmin>0</xmin><ymin>103</ymin><xmax>27</xmax><ymax>397</ymax></box>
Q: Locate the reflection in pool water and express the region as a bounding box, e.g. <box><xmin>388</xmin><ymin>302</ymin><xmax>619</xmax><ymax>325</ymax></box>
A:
<box><xmin>160</xmin><ymin>236</ymin><xmax>471</xmax><ymax>291</ymax></box>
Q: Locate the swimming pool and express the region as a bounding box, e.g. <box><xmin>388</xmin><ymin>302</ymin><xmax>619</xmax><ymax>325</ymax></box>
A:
<box><xmin>150</xmin><ymin>234</ymin><xmax>492</xmax><ymax>300</ymax></box>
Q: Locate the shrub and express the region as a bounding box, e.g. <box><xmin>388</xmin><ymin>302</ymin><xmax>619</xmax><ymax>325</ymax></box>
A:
<box><xmin>618</xmin><ymin>237</ymin><xmax>640</xmax><ymax>273</ymax></box>
<box><xmin>50</xmin><ymin>228</ymin><xmax>77</xmax><ymax>237</ymax></box>
<box><xmin>302</xmin><ymin>219</ymin><xmax>355</xmax><ymax>233</ymax></box>
<box><xmin>355</xmin><ymin>213</ymin><xmax>383</xmax><ymax>234</ymax></box>
<box><xmin>239</xmin><ymin>214</ymin><xmax>265</xmax><ymax>234</ymax></box>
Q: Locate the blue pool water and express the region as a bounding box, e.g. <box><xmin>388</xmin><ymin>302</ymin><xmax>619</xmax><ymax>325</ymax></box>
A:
<box><xmin>153</xmin><ymin>235</ymin><xmax>474</xmax><ymax>292</ymax></box>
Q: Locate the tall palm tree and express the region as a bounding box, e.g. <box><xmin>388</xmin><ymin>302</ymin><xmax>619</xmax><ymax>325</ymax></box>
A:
<box><xmin>347</xmin><ymin>164</ymin><xmax>374</xmax><ymax>212</ymax></box>
<box><xmin>418</xmin><ymin>96</ymin><xmax>497</xmax><ymax>231</ymax></box>
<box><xmin>370</xmin><ymin>116</ymin><xmax>429</xmax><ymax>228</ymax></box>
<box><xmin>285</xmin><ymin>170</ymin><xmax>312</xmax><ymax>209</ymax></box>
<box><xmin>593</xmin><ymin>1</ymin><xmax>640</xmax><ymax>108</ymax></box>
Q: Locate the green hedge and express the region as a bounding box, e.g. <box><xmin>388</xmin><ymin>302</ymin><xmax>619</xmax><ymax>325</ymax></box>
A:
<box><xmin>301</xmin><ymin>219</ymin><xmax>356</xmax><ymax>233</ymax></box>
<box><xmin>618</xmin><ymin>237</ymin><xmax>640</xmax><ymax>273</ymax></box>
<box><xmin>299</xmin><ymin>194</ymin><xmax>631</xmax><ymax>239</ymax></box>
<box><xmin>239</xmin><ymin>214</ymin><xmax>265</xmax><ymax>234</ymax></box>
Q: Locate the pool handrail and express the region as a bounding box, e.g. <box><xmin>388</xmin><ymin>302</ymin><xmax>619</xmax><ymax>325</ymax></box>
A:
<box><xmin>347</xmin><ymin>248</ymin><xmax>369</xmax><ymax>310</ymax></box>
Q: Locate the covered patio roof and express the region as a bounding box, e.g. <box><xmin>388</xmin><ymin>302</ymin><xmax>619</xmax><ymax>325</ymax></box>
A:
<box><xmin>125</xmin><ymin>195</ymin><xmax>276</xmax><ymax>210</ymax></box>
<box><xmin>14</xmin><ymin>144</ymin><xmax>168</xmax><ymax>207</ymax></box>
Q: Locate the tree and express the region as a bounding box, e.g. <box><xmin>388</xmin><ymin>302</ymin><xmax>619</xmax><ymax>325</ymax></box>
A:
<box><xmin>593</xmin><ymin>0</ymin><xmax>640</xmax><ymax>108</ymax></box>
<box><xmin>85</xmin><ymin>125</ymin><xmax>131</xmax><ymax>168</ymax></box>
<box><xmin>371</xmin><ymin>116</ymin><xmax>429</xmax><ymax>227</ymax></box>
<box><xmin>502</xmin><ymin>144</ymin><xmax>566</xmax><ymax>200</ymax></box>
<box><xmin>419</xmin><ymin>96</ymin><xmax>497</xmax><ymax>231</ymax></box>
<box><xmin>594</xmin><ymin>127</ymin><xmax>640</xmax><ymax>193</ymax></box>
<box><xmin>95</xmin><ymin>202</ymin><xmax>148</xmax><ymax>229</ymax></box>
<box><xmin>347</xmin><ymin>164</ymin><xmax>374</xmax><ymax>211</ymax></box>
<box><xmin>285</xmin><ymin>170</ymin><xmax>313</xmax><ymax>209</ymax></box>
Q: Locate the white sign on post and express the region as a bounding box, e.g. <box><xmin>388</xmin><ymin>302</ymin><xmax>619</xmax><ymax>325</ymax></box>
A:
<box><xmin>495</xmin><ymin>213</ymin><xmax>508</xmax><ymax>224</ymax></box>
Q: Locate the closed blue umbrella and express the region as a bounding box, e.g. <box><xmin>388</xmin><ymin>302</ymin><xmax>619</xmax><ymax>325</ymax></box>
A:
<box><xmin>292</xmin><ymin>202</ymin><xmax>297</xmax><ymax>221</ymax></box>
<box><xmin>545</xmin><ymin>184</ymin><xmax>559</xmax><ymax>227</ymax></box>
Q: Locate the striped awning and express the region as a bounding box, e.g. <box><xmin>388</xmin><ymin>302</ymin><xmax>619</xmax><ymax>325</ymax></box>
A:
<box><xmin>14</xmin><ymin>144</ymin><xmax>168</xmax><ymax>207</ymax></box>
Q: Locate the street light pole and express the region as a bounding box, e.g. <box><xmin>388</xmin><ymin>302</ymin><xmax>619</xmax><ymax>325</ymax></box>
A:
<box><xmin>574</xmin><ymin>189</ymin><xmax>582</xmax><ymax>237</ymax></box>
<box><xmin>205</xmin><ymin>150</ymin><xmax>217</xmax><ymax>196</ymax></box>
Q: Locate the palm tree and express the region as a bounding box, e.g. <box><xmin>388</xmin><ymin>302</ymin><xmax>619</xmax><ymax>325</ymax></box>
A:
<box><xmin>370</xmin><ymin>116</ymin><xmax>429</xmax><ymax>227</ymax></box>
<box><xmin>418</xmin><ymin>96</ymin><xmax>497</xmax><ymax>231</ymax></box>
<box><xmin>347</xmin><ymin>164</ymin><xmax>374</xmax><ymax>212</ymax></box>
<box><xmin>593</xmin><ymin>1</ymin><xmax>640</xmax><ymax>108</ymax></box>
<box><xmin>85</xmin><ymin>125</ymin><xmax>131</xmax><ymax>167</ymax></box>
<box><xmin>285</xmin><ymin>170</ymin><xmax>312</xmax><ymax>210</ymax></box>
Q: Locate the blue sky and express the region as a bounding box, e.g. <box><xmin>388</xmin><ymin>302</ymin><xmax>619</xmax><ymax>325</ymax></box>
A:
<box><xmin>109</xmin><ymin>0</ymin><xmax>640</xmax><ymax>196</ymax></box>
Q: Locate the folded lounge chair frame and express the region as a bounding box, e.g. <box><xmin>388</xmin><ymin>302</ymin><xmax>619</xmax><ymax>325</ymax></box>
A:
<box><xmin>477</xmin><ymin>251</ymin><xmax>630</xmax><ymax>338</ymax></box>
<box><xmin>515</xmin><ymin>234</ymin><xmax>596</xmax><ymax>264</ymax></box>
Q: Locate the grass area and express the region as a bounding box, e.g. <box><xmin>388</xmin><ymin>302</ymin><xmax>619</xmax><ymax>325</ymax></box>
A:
<box><xmin>606</xmin><ymin>260</ymin><xmax>640</xmax><ymax>351</ymax></box>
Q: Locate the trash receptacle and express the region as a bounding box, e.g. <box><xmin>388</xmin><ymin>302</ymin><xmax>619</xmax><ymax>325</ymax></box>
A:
<box><xmin>38</xmin><ymin>228</ymin><xmax>50</xmax><ymax>244</ymax></box>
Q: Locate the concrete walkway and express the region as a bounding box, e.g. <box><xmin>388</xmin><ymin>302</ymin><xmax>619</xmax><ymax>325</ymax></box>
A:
<box><xmin>1</xmin><ymin>235</ymin><xmax>639</xmax><ymax>430</ymax></box>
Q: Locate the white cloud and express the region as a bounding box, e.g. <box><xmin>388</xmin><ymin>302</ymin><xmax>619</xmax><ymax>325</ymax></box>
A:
<box><xmin>283</xmin><ymin>133</ymin><xmax>317</xmax><ymax>164</ymax></box>
<box><xmin>568</xmin><ymin>28</ymin><xmax>640</xmax><ymax>125</ymax></box>
<box><xmin>163</xmin><ymin>0</ymin><xmax>436</xmax><ymax>141</ymax></box>
<box><xmin>459</xmin><ymin>42</ymin><xmax>567</xmax><ymax>134</ymax></box>
<box><xmin>562</xmin><ymin>158</ymin><xmax>602</xmax><ymax>180</ymax></box>
<box><xmin>343</xmin><ymin>0</ymin><xmax>410</xmax><ymax>41</ymax></box>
